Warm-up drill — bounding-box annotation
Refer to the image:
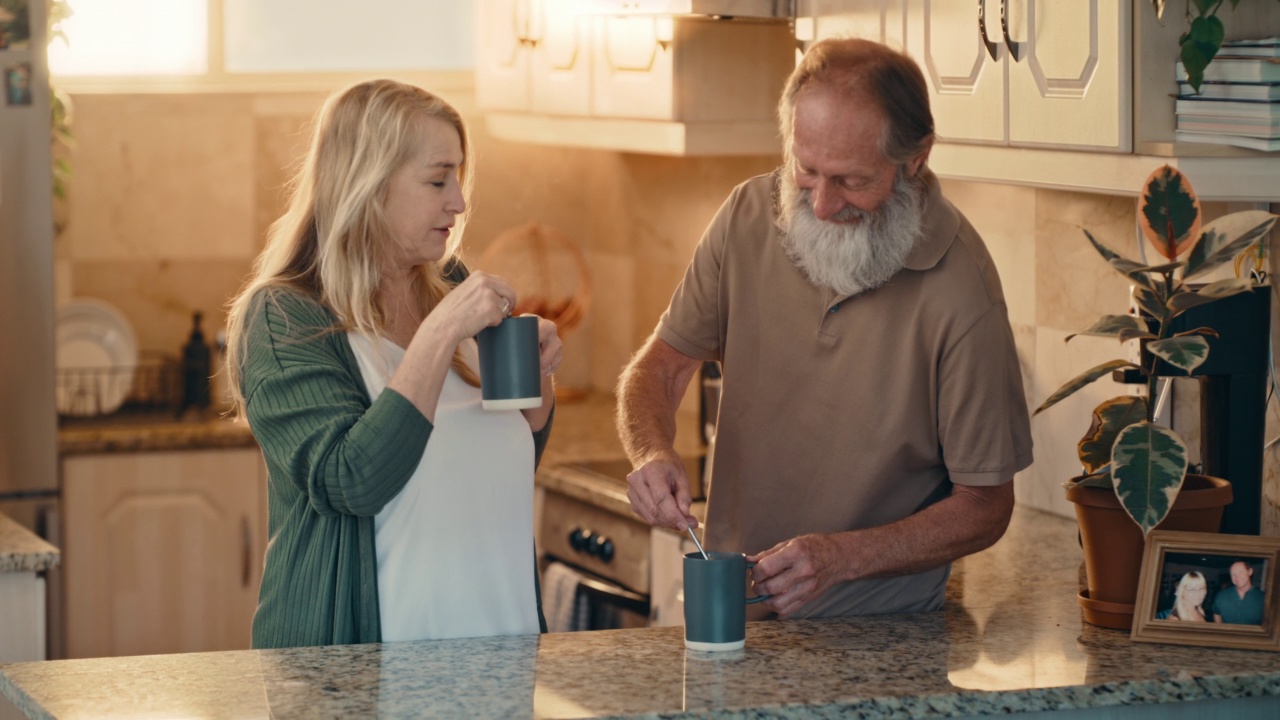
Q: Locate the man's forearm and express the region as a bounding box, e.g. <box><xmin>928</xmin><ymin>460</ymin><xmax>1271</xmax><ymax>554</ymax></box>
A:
<box><xmin>616</xmin><ymin>335</ymin><xmax>699</xmax><ymax>466</ymax></box>
<box><xmin>833</xmin><ymin>482</ymin><xmax>1014</xmax><ymax>582</ymax></box>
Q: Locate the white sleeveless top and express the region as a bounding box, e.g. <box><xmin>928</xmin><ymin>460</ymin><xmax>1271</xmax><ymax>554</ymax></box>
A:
<box><xmin>347</xmin><ymin>333</ymin><xmax>540</xmax><ymax>641</ymax></box>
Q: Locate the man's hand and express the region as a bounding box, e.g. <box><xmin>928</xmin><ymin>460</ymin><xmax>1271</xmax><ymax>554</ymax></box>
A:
<box><xmin>747</xmin><ymin>533</ymin><xmax>846</xmax><ymax>618</ymax></box>
<box><xmin>626</xmin><ymin>456</ymin><xmax>698</xmax><ymax>531</ymax></box>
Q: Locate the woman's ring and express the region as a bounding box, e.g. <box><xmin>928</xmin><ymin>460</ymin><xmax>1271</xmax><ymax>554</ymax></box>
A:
<box><xmin>500</xmin><ymin>298</ymin><xmax>510</xmax><ymax>316</ymax></box>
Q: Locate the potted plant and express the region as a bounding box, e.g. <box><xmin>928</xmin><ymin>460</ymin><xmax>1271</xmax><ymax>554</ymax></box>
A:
<box><xmin>1034</xmin><ymin>164</ymin><xmax>1278</xmax><ymax>630</ymax></box>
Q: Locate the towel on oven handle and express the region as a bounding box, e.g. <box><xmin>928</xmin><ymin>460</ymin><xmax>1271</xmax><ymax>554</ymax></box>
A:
<box><xmin>543</xmin><ymin>560</ymin><xmax>591</xmax><ymax>633</ymax></box>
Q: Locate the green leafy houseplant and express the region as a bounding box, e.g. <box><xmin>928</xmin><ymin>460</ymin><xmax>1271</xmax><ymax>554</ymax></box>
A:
<box><xmin>1156</xmin><ymin>0</ymin><xmax>1280</xmax><ymax>92</ymax></box>
<box><xmin>1034</xmin><ymin>164</ymin><xmax>1278</xmax><ymax>536</ymax></box>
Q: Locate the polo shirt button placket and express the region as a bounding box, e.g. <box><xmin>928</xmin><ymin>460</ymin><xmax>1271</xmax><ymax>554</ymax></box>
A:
<box><xmin>817</xmin><ymin>301</ymin><xmax>840</xmax><ymax>348</ymax></box>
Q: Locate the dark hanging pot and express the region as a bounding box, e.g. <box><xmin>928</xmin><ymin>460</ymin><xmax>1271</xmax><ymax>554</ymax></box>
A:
<box><xmin>1067</xmin><ymin>474</ymin><xmax>1232</xmax><ymax>630</ymax></box>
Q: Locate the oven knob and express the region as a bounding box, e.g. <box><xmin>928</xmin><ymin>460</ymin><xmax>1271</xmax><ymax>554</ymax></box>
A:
<box><xmin>591</xmin><ymin>535</ymin><xmax>615</xmax><ymax>563</ymax></box>
<box><xmin>569</xmin><ymin>527</ymin><xmax>588</xmax><ymax>552</ymax></box>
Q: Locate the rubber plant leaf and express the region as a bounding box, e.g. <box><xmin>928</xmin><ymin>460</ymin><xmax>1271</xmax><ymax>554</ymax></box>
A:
<box><xmin>1147</xmin><ymin>335</ymin><xmax>1210</xmax><ymax>375</ymax></box>
<box><xmin>1168</xmin><ymin>277</ymin><xmax>1255</xmax><ymax>316</ymax></box>
<box><xmin>1077</xmin><ymin>395</ymin><xmax>1148</xmax><ymax>476</ymax></box>
<box><xmin>1184</xmin><ymin>211</ymin><xmax>1279</xmax><ymax>279</ymax></box>
<box><xmin>1138</xmin><ymin>165</ymin><xmax>1201</xmax><ymax>261</ymax></box>
<box><xmin>1065</xmin><ymin>314</ymin><xmax>1148</xmax><ymax>342</ymax></box>
<box><xmin>1133</xmin><ymin>285</ymin><xmax>1166</xmax><ymax>319</ymax></box>
<box><xmin>1107</xmin><ymin>258</ymin><xmax>1158</xmax><ymax>291</ymax></box>
<box><xmin>1034</xmin><ymin>360</ymin><xmax>1137</xmax><ymax>416</ymax></box>
<box><xmin>1112</xmin><ymin>422</ymin><xmax>1188</xmax><ymax>537</ymax></box>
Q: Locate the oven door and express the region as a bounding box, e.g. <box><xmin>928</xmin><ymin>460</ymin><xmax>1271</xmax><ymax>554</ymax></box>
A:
<box><xmin>542</xmin><ymin>558</ymin><xmax>648</xmax><ymax>631</ymax></box>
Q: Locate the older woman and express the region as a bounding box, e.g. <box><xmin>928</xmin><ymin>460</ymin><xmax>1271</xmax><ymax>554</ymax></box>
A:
<box><xmin>225</xmin><ymin>79</ymin><xmax>561</xmax><ymax>648</ymax></box>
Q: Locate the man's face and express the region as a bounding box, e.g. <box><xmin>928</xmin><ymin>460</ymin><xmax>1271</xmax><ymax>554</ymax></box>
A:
<box><xmin>789</xmin><ymin>87</ymin><xmax>916</xmax><ymax>222</ymax></box>
<box><xmin>1230</xmin><ymin>562</ymin><xmax>1253</xmax><ymax>590</ymax></box>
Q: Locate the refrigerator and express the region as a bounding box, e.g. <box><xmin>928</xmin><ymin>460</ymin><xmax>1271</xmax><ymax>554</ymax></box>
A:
<box><xmin>0</xmin><ymin>0</ymin><xmax>62</xmax><ymax>660</ymax></box>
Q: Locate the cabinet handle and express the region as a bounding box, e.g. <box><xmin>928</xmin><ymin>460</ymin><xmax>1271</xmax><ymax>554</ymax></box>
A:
<box><xmin>978</xmin><ymin>0</ymin><xmax>999</xmax><ymax>62</ymax></box>
<box><xmin>1000</xmin><ymin>0</ymin><xmax>1023</xmax><ymax>62</ymax></box>
<box><xmin>241</xmin><ymin>516</ymin><xmax>251</xmax><ymax>588</ymax></box>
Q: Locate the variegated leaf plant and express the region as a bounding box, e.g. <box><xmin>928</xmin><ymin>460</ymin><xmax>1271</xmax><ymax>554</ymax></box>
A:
<box><xmin>1034</xmin><ymin>164</ymin><xmax>1278</xmax><ymax>537</ymax></box>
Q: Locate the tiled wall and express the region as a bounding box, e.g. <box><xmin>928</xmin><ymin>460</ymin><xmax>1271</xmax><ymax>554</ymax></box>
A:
<box><xmin>56</xmin><ymin>84</ymin><xmax>1280</xmax><ymax>530</ymax></box>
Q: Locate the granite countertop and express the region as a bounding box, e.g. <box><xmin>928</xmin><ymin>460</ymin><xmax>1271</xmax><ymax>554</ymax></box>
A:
<box><xmin>57</xmin><ymin>413</ymin><xmax>257</xmax><ymax>455</ymax></box>
<box><xmin>5</xmin><ymin>506</ymin><xmax>1280</xmax><ymax>719</ymax></box>
<box><xmin>0</xmin><ymin>513</ymin><xmax>59</xmax><ymax>574</ymax></box>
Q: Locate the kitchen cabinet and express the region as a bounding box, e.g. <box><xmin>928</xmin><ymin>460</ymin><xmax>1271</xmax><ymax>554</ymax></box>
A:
<box><xmin>908</xmin><ymin>0</ymin><xmax>1129</xmax><ymax>150</ymax></box>
<box><xmin>799</xmin><ymin>0</ymin><xmax>1280</xmax><ymax>200</ymax></box>
<box><xmin>800</xmin><ymin>1</ymin><xmax>1128</xmax><ymax>151</ymax></box>
<box><xmin>476</xmin><ymin>0</ymin><xmax>592</xmax><ymax>115</ymax></box>
<box><xmin>477</xmin><ymin>0</ymin><xmax>795</xmax><ymax>155</ymax></box>
<box><xmin>61</xmin><ymin>448</ymin><xmax>266</xmax><ymax>659</ymax></box>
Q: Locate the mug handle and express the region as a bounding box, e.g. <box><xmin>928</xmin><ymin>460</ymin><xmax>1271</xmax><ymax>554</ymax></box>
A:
<box><xmin>744</xmin><ymin>560</ymin><xmax>771</xmax><ymax>604</ymax></box>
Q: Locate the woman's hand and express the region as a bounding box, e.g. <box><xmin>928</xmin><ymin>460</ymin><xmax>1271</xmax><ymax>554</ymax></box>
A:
<box><xmin>530</xmin><ymin>315</ymin><xmax>563</xmax><ymax>376</ymax></box>
<box><xmin>423</xmin><ymin>270</ymin><xmax>516</xmax><ymax>342</ymax></box>
<box><xmin>520</xmin><ymin>315</ymin><xmax>561</xmax><ymax>432</ymax></box>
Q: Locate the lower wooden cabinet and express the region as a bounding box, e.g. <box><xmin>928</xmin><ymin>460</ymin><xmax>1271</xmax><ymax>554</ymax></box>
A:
<box><xmin>61</xmin><ymin>448</ymin><xmax>266</xmax><ymax>659</ymax></box>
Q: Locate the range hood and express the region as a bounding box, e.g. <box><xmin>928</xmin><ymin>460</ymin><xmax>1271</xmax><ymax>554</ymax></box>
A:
<box><xmin>578</xmin><ymin>0</ymin><xmax>793</xmax><ymax>20</ymax></box>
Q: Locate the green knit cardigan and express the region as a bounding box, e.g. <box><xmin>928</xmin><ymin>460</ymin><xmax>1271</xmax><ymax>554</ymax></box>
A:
<box><xmin>242</xmin><ymin>286</ymin><xmax>551</xmax><ymax>648</ymax></box>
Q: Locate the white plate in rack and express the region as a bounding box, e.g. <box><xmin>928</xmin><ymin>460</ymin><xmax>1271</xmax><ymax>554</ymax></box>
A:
<box><xmin>55</xmin><ymin>298</ymin><xmax>139</xmax><ymax>416</ymax></box>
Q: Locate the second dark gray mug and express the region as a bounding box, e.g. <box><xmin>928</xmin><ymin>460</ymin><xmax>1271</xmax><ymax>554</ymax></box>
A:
<box><xmin>683</xmin><ymin>551</ymin><xmax>770</xmax><ymax>651</ymax></box>
<box><xmin>476</xmin><ymin>316</ymin><xmax>542</xmax><ymax>411</ymax></box>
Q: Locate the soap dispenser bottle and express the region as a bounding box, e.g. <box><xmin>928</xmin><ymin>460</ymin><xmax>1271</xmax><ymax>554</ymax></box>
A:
<box><xmin>182</xmin><ymin>311</ymin><xmax>211</xmax><ymax>411</ymax></box>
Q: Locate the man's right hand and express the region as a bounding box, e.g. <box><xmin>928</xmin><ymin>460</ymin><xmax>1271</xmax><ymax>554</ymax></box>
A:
<box><xmin>626</xmin><ymin>455</ymin><xmax>698</xmax><ymax>531</ymax></box>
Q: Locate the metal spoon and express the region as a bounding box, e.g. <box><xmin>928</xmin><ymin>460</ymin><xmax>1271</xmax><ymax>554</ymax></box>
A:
<box><xmin>687</xmin><ymin>526</ymin><xmax>710</xmax><ymax>560</ymax></box>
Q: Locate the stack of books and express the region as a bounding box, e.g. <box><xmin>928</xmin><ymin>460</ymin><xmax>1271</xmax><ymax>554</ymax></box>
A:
<box><xmin>1174</xmin><ymin>37</ymin><xmax>1279</xmax><ymax>152</ymax></box>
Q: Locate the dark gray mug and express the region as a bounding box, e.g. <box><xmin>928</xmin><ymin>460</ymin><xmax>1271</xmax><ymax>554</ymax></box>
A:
<box><xmin>476</xmin><ymin>316</ymin><xmax>542</xmax><ymax>411</ymax></box>
<box><xmin>683</xmin><ymin>551</ymin><xmax>770</xmax><ymax>651</ymax></box>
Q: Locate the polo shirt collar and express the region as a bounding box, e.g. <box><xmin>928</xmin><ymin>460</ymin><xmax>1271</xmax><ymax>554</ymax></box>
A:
<box><xmin>902</xmin><ymin>167</ymin><xmax>960</xmax><ymax>273</ymax></box>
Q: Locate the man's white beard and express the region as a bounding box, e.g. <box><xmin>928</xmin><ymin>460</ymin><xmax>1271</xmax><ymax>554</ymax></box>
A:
<box><xmin>776</xmin><ymin>167</ymin><xmax>926</xmax><ymax>296</ymax></box>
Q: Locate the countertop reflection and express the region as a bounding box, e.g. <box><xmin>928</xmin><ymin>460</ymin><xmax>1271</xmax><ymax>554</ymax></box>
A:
<box><xmin>4</xmin><ymin>506</ymin><xmax>1280</xmax><ymax>718</ymax></box>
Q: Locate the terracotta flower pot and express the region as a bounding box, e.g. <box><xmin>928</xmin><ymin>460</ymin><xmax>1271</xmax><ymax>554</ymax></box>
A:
<box><xmin>1065</xmin><ymin>474</ymin><xmax>1232</xmax><ymax>630</ymax></box>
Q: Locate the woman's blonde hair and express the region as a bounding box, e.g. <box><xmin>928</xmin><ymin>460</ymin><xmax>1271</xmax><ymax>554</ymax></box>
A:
<box><xmin>224</xmin><ymin>79</ymin><xmax>477</xmax><ymax>415</ymax></box>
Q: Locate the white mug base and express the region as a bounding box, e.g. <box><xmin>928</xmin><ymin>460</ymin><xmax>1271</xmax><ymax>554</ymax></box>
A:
<box><xmin>684</xmin><ymin>638</ymin><xmax>744</xmax><ymax>652</ymax></box>
<box><xmin>482</xmin><ymin>396</ymin><xmax>543</xmax><ymax>411</ymax></box>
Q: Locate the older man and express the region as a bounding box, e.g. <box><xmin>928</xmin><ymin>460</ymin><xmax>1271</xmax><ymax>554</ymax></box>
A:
<box><xmin>617</xmin><ymin>38</ymin><xmax>1033</xmax><ymax>619</ymax></box>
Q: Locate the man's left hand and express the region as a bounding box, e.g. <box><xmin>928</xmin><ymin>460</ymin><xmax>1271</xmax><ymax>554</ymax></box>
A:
<box><xmin>747</xmin><ymin>533</ymin><xmax>846</xmax><ymax>618</ymax></box>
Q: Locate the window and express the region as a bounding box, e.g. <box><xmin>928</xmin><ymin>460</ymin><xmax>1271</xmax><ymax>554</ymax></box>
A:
<box><xmin>48</xmin><ymin>0</ymin><xmax>208</xmax><ymax>76</ymax></box>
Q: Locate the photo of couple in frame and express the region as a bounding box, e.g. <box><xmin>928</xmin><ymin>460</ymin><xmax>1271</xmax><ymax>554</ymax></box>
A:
<box><xmin>1133</xmin><ymin>530</ymin><xmax>1280</xmax><ymax>652</ymax></box>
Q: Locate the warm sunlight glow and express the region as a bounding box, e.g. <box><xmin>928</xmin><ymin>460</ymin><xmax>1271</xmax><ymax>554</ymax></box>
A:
<box><xmin>48</xmin><ymin>0</ymin><xmax>208</xmax><ymax>76</ymax></box>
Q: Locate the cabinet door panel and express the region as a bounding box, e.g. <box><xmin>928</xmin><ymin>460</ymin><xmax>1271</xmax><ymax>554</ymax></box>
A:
<box><xmin>529</xmin><ymin>0</ymin><xmax>592</xmax><ymax>116</ymax></box>
<box><xmin>908</xmin><ymin>0</ymin><xmax>1006</xmax><ymax>144</ymax></box>
<box><xmin>591</xmin><ymin>16</ymin><xmax>676</xmax><ymax>120</ymax></box>
<box><xmin>63</xmin><ymin>449</ymin><xmax>265</xmax><ymax>659</ymax></box>
<box><xmin>1007</xmin><ymin>0</ymin><xmax>1131</xmax><ymax>151</ymax></box>
<box><xmin>477</xmin><ymin>0</ymin><xmax>532</xmax><ymax>111</ymax></box>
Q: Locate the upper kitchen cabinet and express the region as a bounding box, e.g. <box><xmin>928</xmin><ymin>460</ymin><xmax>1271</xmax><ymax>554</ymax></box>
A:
<box><xmin>802</xmin><ymin>1</ymin><xmax>1128</xmax><ymax>151</ymax></box>
<box><xmin>908</xmin><ymin>0</ymin><xmax>1128</xmax><ymax>150</ymax></box>
<box><xmin>476</xmin><ymin>0</ymin><xmax>795</xmax><ymax>155</ymax></box>
<box><xmin>476</xmin><ymin>0</ymin><xmax>592</xmax><ymax>115</ymax></box>
<box><xmin>802</xmin><ymin>0</ymin><xmax>1280</xmax><ymax>200</ymax></box>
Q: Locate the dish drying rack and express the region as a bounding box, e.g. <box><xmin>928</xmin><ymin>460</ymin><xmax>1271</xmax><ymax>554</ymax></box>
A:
<box><xmin>56</xmin><ymin>350</ymin><xmax>183</xmax><ymax>422</ymax></box>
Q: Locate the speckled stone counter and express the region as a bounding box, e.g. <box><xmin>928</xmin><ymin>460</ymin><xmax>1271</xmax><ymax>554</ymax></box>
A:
<box><xmin>4</xmin><ymin>506</ymin><xmax>1280</xmax><ymax>719</ymax></box>
<box><xmin>57</xmin><ymin>414</ymin><xmax>257</xmax><ymax>455</ymax></box>
<box><xmin>0</xmin><ymin>514</ymin><xmax>58</xmax><ymax>574</ymax></box>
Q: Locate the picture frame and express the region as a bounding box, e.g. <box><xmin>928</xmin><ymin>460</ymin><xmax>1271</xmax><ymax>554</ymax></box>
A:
<box><xmin>1132</xmin><ymin>530</ymin><xmax>1280</xmax><ymax>652</ymax></box>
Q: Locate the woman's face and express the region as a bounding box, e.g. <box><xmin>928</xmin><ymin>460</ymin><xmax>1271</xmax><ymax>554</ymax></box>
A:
<box><xmin>383</xmin><ymin>117</ymin><xmax>466</xmax><ymax>271</ymax></box>
<box><xmin>1183</xmin><ymin>580</ymin><xmax>1207</xmax><ymax>607</ymax></box>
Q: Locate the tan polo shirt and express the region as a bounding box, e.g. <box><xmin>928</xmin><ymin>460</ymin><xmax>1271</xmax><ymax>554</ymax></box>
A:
<box><xmin>657</xmin><ymin>169</ymin><xmax>1033</xmax><ymax>618</ymax></box>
